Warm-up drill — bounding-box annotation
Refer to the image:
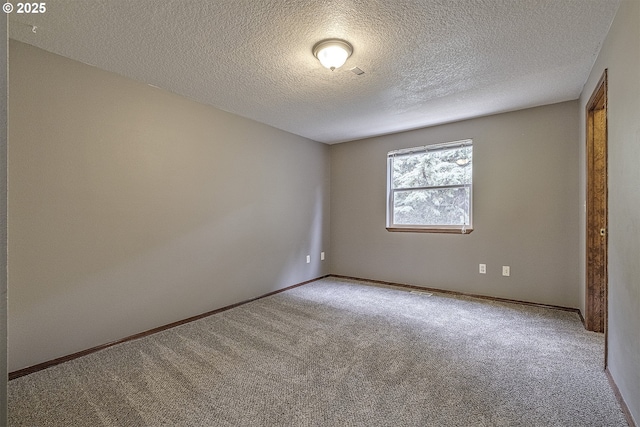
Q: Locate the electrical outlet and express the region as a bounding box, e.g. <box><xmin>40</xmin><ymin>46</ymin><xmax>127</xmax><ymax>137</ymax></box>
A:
<box><xmin>321</xmin><ymin>252</ymin><xmax>325</xmax><ymax>261</ymax></box>
<box><xmin>479</xmin><ymin>264</ymin><xmax>486</xmax><ymax>274</ymax></box>
<box><xmin>502</xmin><ymin>266</ymin><xmax>510</xmax><ymax>276</ymax></box>
<box><xmin>306</xmin><ymin>255</ymin><xmax>311</xmax><ymax>264</ymax></box>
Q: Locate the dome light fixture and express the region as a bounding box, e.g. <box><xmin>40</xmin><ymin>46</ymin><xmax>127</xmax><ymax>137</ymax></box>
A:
<box><xmin>313</xmin><ymin>39</ymin><xmax>353</xmax><ymax>71</ymax></box>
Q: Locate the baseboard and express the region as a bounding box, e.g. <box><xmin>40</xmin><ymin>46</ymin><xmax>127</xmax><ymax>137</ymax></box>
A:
<box><xmin>606</xmin><ymin>368</ymin><xmax>637</xmax><ymax>427</ymax></box>
<box><xmin>4</xmin><ymin>273</ymin><xmax>594</xmax><ymax>381</ymax></box>
<box><xmin>11</xmin><ymin>272</ymin><xmax>632</xmax><ymax>427</ymax></box>
<box><xmin>9</xmin><ymin>274</ymin><xmax>330</xmax><ymax>380</ymax></box>
<box><xmin>329</xmin><ymin>274</ymin><xmax>582</xmax><ymax>315</ymax></box>
<box><xmin>577</xmin><ymin>309</ymin><xmax>586</xmax><ymax>326</ymax></box>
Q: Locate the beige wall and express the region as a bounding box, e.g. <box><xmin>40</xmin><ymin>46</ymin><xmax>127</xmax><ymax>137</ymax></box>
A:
<box><xmin>579</xmin><ymin>0</ymin><xmax>640</xmax><ymax>422</ymax></box>
<box><xmin>8</xmin><ymin>41</ymin><xmax>330</xmax><ymax>371</ymax></box>
<box><xmin>330</xmin><ymin>101</ymin><xmax>581</xmax><ymax>308</ymax></box>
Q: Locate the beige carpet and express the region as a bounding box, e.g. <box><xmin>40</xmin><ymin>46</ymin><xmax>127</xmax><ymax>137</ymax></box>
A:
<box><xmin>9</xmin><ymin>277</ymin><xmax>628</xmax><ymax>426</ymax></box>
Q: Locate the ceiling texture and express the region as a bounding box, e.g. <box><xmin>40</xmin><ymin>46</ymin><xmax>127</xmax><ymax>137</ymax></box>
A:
<box><xmin>9</xmin><ymin>0</ymin><xmax>620</xmax><ymax>144</ymax></box>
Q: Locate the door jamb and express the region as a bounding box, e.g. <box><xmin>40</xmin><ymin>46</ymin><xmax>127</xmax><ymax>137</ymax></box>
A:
<box><xmin>585</xmin><ymin>69</ymin><xmax>608</xmax><ymax>365</ymax></box>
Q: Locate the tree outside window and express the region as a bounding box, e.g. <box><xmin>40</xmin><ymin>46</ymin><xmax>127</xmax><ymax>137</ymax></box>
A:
<box><xmin>387</xmin><ymin>140</ymin><xmax>473</xmax><ymax>233</ymax></box>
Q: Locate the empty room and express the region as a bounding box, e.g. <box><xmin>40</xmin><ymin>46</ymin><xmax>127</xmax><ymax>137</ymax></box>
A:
<box><xmin>1</xmin><ymin>0</ymin><xmax>639</xmax><ymax>426</ymax></box>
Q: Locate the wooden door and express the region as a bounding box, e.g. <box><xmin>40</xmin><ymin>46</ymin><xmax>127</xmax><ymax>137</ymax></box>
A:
<box><xmin>585</xmin><ymin>70</ymin><xmax>608</xmax><ymax>337</ymax></box>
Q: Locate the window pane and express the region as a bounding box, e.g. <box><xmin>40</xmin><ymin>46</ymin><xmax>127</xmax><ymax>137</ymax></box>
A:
<box><xmin>393</xmin><ymin>187</ymin><xmax>470</xmax><ymax>226</ymax></box>
<box><xmin>392</xmin><ymin>146</ymin><xmax>472</xmax><ymax>189</ymax></box>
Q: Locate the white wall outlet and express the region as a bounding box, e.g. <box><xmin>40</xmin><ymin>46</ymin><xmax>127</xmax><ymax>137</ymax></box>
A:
<box><xmin>306</xmin><ymin>255</ymin><xmax>311</xmax><ymax>264</ymax></box>
<box><xmin>321</xmin><ymin>252</ymin><xmax>325</xmax><ymax>261</ymax></box>
<box><xmin>502</xmin><ymin>266</ymin><xmax>510</xmax><ymax>276</ymax></box>
<box><xmin>479</xmin><ymin>264</ymin><xmax>486</xmax><ymax>274</ymax></box>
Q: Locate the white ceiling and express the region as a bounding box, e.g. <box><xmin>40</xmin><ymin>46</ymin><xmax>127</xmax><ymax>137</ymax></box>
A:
<box><xmin>9</xmin><ymin>0</ymin><xmax>620</xmax><ymax>144</ymax></box>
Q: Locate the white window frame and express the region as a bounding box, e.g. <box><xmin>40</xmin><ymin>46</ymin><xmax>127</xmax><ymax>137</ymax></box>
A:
<box><xmin>386</xmin><ymin>139</ymin><xmax>473</xmax><ymax>234</ymax></box>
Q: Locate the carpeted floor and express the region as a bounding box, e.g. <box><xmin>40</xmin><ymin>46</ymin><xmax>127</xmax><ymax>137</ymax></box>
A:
<box><xmin>9</xmin><ymin>277</ymin><xmax>628</xmax><ymax>426</ymax></box>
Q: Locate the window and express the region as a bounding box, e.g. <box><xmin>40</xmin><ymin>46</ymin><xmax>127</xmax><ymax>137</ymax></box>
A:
<box><xmin>386</xmin><ymin>139</ymin><xmax>473</xmax><ymax>233</ymax></box>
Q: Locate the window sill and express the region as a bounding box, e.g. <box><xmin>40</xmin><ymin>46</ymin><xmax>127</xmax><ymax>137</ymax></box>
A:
<box><xmin>386</xmin><ymin>227</ymin><xmax>474</xmax><ymax>234</ymax></box>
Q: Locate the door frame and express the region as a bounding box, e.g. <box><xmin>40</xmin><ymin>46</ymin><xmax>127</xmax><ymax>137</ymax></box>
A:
<box><xmin>585</xmin><ymin>70</ymin><xmax>608</xmax><ymax>360</ymax></box>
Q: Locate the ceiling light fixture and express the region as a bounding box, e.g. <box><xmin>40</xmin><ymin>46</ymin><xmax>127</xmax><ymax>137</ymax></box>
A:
<box><xmin>313</xmin><ymin>39</ymin><xmax>353</xmax><ymax>71</ymax></box>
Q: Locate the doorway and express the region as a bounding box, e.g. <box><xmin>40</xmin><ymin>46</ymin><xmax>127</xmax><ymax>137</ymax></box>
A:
<box><xmin>585</xmin><ymin>70</ymin><xmax>608</xmax><ymax>343</ymax></box>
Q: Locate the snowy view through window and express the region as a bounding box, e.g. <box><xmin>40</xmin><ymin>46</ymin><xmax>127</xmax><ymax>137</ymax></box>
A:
<box><xmin>388</xmin><ymin>141</ymin><xmax>472</xmax><ymax>229</ymax></box>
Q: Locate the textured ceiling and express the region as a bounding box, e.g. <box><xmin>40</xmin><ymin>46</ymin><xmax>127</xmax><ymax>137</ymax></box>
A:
<box><xmin>9</xmin><ymin>0</ymin><xmax>620</xmax><ymax>144</ymax></box>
